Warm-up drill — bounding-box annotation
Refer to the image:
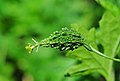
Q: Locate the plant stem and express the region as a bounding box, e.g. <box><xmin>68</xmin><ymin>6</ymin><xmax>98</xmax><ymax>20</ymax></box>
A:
<box><xmin>90</xmin><ymin>45</ymin><xmax>120</xmax><ymax>62</ymax></box>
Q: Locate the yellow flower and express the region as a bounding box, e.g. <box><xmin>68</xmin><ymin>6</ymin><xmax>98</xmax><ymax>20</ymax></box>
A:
<box><xmin>25</xmin><ymin>44</ymin><xmax>34</xmax><ymax>53</ymax></box>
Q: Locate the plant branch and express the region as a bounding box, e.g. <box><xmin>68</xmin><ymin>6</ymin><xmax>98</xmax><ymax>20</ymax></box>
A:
<box><xmin>83</xmin><ymin>43</ymin><xmax>120</xmax><ymax>62</ymax></box>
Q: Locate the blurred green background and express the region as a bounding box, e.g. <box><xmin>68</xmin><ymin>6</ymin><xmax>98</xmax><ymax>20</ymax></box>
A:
<box><xmin>0</xmin><ymin>0</ymin><xmax>106</xmax><ymax>81</ymax></box>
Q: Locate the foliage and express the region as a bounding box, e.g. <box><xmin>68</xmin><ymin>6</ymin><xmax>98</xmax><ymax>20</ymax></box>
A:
<box><xmin>66</xmin><ymin>1</ymin><xmax>120</xmax><ymax>81</ymax></box>
<box><xmin>0</xmin><ymin>0</ymin><xmax>120</xmax><ymax>81</ymax></box>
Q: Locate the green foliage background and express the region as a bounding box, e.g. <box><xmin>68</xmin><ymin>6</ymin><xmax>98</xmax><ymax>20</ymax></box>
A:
<box><xmin>0</xmin><ymin>0</ymin><xmax>119</xmax><ymax>81</ymax></box>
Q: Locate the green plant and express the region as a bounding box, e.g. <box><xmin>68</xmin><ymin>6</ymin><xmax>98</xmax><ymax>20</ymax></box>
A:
<box><xmin>25</xmin><ymin>27</ymin><xmax>120</xmax><ymax>62</ymax></box>
<box><xmin>1</xmin><ymin>0</ymin><xmax>104</xmax><ymax>81</ymax></box>
<box><xmin>24</xmin><ymin>0</ymin><xmax>120</xmax><ymax>81</ymax></box>
<box><xmin>26</xmin><ymin>25</ymin><xmax>120</xmax><ymax>81</ymax></box>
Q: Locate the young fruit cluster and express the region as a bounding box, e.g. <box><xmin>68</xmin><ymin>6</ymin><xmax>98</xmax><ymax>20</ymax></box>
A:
<box><xmin>40</xmin><ymin>27</ymin><xmax>84</xmax><ymax>51</ymax></box>
<box><xmin>26</xmin><ymin>27</ymin><xmax>85</xmax><ymax>53</ymax></box>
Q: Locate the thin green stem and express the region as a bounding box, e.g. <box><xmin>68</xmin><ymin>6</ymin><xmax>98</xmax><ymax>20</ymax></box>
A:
<box><xmin>89</xmin><ymin>45</ymin><xmax>120</xmax><ymax>62</ymax></box>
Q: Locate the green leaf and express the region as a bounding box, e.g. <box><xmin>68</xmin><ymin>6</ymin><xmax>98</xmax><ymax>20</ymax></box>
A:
<box><xmin>96</xmin><ymin>11</ymin><xmax>120</xmax><ymax>80</ymax></box>
<box><xmin>66</xmin><ymin>28</ymin><xmax>107</xmax><ymax>77</ymax></box>
<box><xmin>66</xmin><ymin>11</ymin><xmax>120</xmax><ymax>81</ymax></box>
<box><xmin>95</xmin><ymin>0</ymin><xmax>120</xmax><ymax>15</ymax></box>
